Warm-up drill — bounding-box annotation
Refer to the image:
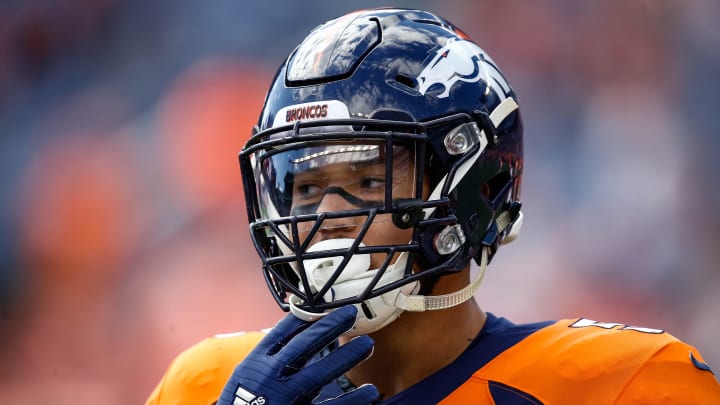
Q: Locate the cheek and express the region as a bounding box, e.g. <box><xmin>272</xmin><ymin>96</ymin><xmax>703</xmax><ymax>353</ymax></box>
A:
<box><xmin>364</xmin><ymin>217</ymin><xmax>414</xmax><ymax>267</ymax></box>
<box><xmin>365</xmin><ymin>216</ymin><xmax>412</xmax><ymax>244</ymax></box>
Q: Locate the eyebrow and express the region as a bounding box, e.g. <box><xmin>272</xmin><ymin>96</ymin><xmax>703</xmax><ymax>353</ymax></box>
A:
<box><xmin>292</xmin><ymin>161</ymin><xmax>384</xmax><ymax>181</ymax></box>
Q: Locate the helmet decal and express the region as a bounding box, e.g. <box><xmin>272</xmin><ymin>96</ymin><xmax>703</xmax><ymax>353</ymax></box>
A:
<box><xmin>273</xmin><ymin>100</ymin><xmax>350</xmax><ymax>127</ymax></box>
<box><xmin>417</xmin><ymin>38</ymin><xmax>512</xmax><ymax>100</ymax></box>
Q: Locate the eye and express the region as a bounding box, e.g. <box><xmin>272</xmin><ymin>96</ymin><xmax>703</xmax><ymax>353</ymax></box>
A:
<box><xmin>360</xmin><ymin>177</ymin><xmax>384</xmax><ymax>191</ymax></box>
<box><xmin>297</xmin><ymin>183</ymin><xmax>322</xmax><ymax>199</ymax></box>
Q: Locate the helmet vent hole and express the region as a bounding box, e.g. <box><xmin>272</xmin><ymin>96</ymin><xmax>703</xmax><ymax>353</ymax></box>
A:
<box><xmin>413</xmin><ymin>19</ymin><xmax>444</xmax><ymax>27</ymax></box>
<box><xmin>394</xmin><ymin>74</ymin><xmax>416</xmax><ymax>89</ymax></box>
<box><xmin>485</xmin><ymin>172</ymin><xmax>512</xmax><ymax>205</ymax></box>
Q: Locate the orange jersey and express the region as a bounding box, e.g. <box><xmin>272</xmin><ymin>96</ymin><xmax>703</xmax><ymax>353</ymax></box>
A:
<box><xmin>146</xmin><ymin>314</ymin><xmax>720</xmax><ymax>404</ymax></box>
<box><xmin>146</xmin><ymin>330</ymin><xmax>266</xmax><ymax>405</ymax></box>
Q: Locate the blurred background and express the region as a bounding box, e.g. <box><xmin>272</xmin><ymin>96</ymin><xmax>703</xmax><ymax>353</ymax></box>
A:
<box><xmin>1</xmin><ymin>0</ymin><xmax>718</xmax><ymax>403</ymax></box>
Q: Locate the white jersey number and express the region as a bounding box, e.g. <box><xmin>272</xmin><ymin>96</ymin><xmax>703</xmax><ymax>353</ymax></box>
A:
<box><xmin>570</xmin><ymin>318</ymin><xmax>664</xmax><ymax>334</ymax></box>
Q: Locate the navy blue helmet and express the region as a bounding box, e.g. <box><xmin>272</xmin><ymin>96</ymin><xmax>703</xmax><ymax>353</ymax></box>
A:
<box><xmin>240</xmin><ymin>8</ymin><xmax>523</xmax><ymax>334</ymax></box>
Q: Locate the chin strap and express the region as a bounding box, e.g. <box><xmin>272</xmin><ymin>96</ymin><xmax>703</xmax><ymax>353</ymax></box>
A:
<box><xmin>393</xmin><ymin>246</ymin><xmax>489</xmax><ymax>312</ymax></box>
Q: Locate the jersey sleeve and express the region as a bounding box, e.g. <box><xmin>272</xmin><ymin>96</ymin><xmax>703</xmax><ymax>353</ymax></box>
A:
<box><xmin>615</xmin><ymin>340</ymin><xmax>720</xmax><ymax>404</ymax></box>
<box><xmin>145</xmin><ymin>331</ymin><xmax>266</xmax><ymax>405</ymax></box>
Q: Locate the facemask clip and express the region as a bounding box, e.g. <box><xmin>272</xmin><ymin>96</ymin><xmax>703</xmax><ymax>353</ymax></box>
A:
<box><xmin>392</xmin><ymin>198</ymin><xmax>424</xmax><ymax>229</ymax></box>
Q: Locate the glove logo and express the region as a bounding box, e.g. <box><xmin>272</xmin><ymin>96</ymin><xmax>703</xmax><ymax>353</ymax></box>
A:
<box><xmin>417</xmin><ymin>38</ymin><xmax>511</xmax><ymax>99</ymax></box>
<box><xmin>232</xmin><ymin>384</ymin><xmax>266</xmax><ymax>405</ymax></box>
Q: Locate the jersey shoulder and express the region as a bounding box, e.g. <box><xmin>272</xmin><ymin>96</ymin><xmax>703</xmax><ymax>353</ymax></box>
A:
<box><xmin>476</xmin><ymin>318</ymin><xmax>720</xmax><ymax>404</ymax></box>
<box><xmin>145</xmin><ymin>330</ymin><xmax>267</xmax><ymax>405</ymax></box>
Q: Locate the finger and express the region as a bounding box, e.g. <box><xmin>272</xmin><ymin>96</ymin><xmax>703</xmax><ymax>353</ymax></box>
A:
<box><xmin>296</xmin><ymin>335</ymin><xmax>374</xmax><ymax>389</ymax></box>
<box><xmin>318</xmin><ymin>383</ymin><xmax>380</xmax><ymax>405</ymax></box>
<box><xmin>256</xmin><ymin>311</ymin><xmax>311</xmax><ymax>355</ymax></box>
<box><xmin>276</xmin><ymin>305</ymin><xmax>359</xmax><ymax>367</ymax></box>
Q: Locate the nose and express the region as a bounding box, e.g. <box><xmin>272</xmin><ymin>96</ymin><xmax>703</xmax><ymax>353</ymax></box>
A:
<box><xmin>313</xmin><ymin>191</ymin><xmax>361</xmax><ymax>239</ymax></box>
<box><xmin>315</xmin><ymin>187</ymin><xmax>356</xmax><ymax>213</ymax></box>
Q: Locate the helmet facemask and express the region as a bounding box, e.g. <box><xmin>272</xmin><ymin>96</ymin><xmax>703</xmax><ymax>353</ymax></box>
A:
<box><xmin>240</xmin><ymin>105</ymin><xmax>518</xmax><ymax>335</ymax></box>
<box><xmin>242</xmin><ymin>118</ymin><xmax>431</xmax><ymax>335</ymax></box>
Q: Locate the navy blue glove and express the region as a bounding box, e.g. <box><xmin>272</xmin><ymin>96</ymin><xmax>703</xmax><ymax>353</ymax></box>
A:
<box><xmin>217</xmin><ymin>305</ymin><xmax>379</xmax><ymax>405</ymax></box>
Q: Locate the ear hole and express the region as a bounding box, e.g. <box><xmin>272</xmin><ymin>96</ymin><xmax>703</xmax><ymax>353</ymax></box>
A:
<box><xmin>394</xmin><ymin>74</ymin><xmax>416</xmax><ymax>89</ymax></box>
<box><xmin>484</xmin><ymin>172</ymin><xmax>512</xmax><ymax>202</ymax></box>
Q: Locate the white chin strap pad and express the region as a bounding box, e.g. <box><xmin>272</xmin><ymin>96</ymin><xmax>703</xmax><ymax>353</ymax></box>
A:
<box><xmin>288</xmin><ymin>238</ymin><xmax>418</xmax><ymax>337</ymax></box>
<box><xmin>501</xmin><ymin>210</ymin><xmax>523</xmax><ymax>245</ymax></box>
<box><xmin>288</xmin><ymin>239</ymin><xmax>491</xmax><ymax>335</ymax></box>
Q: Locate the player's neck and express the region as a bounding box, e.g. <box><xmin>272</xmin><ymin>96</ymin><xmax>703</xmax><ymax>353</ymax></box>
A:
<box><xmin>342</xmin><ymin>294</ymin><xmax>486</xmax><ymax>399</ymax></box>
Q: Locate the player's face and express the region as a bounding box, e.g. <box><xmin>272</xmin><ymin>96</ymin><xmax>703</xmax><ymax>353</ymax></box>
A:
<box><xmin>293</xmin><ymin>143</ymin><xmax>417</xmax><ymax>267</ymax></box>
<box><xmin>256</xmin><ymin>141</ymin><xmax>420</xmax><ymax>269</ymax></box>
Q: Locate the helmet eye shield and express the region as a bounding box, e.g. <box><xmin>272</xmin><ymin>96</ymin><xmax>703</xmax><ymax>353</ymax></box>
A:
<box><xmin>254</xmin><ymin>140</ymin><xmax>418</xmax><ymax>225</ymax></box>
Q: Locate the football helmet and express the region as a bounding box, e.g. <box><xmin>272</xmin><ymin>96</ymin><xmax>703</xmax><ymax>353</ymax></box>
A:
<box><xmin>240</xmin><ymin>8</ymin><xmax>523</xmax><ymax>335</ymax></box>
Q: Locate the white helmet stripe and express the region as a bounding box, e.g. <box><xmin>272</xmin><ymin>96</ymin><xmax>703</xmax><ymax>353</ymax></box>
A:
<box><xmin>423</xmin><ymin>97</ymin><xmax>519</xmax><ymax>219</ymax></box>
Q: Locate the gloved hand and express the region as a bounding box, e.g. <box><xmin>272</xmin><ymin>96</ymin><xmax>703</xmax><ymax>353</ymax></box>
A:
<box><xmin>217</xmin><ymin>305</ymin><xmax>379</xmax><ymax>405</ymax></box>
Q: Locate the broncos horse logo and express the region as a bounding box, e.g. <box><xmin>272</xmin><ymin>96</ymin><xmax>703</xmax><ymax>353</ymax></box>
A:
<box><xmin>417</xmin><ymin>38</ymin><xmax>512</xmax><ymax>99</ymax></box>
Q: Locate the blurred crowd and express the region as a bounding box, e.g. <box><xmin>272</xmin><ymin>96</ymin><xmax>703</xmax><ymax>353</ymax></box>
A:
<box><xmin>1</xmin><ymin>1</ymin><xmax>718</xmax><ymax>403</ymax></box>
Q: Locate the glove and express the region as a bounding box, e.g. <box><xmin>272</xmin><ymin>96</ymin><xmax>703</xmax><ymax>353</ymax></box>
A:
<box><xmin>217</xmin><ymin>305</ymin><xmax>380</xmax><ymax>405</ymax></box>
